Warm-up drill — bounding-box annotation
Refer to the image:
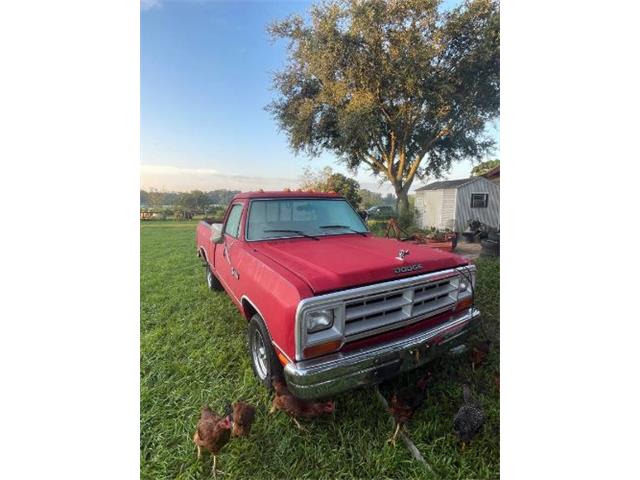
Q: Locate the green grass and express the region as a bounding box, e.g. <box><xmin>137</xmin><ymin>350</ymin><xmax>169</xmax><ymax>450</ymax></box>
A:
<box><xmin>141</xmin><ymin>221</ymin><xmax>500</xmax><ymax>479</ymax></box>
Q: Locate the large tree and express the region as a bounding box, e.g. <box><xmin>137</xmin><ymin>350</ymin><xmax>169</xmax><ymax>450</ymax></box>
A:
<box><xmin>268</xmin><ymin>0</ymin><xmax>499</xmax><ymax>214</ymax></box>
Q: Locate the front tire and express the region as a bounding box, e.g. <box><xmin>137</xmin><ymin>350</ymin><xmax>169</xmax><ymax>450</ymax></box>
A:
<box><xmin>248</xmin><ymin>314</ymin><xmax>282</xmax><ymax>389</ymax></box>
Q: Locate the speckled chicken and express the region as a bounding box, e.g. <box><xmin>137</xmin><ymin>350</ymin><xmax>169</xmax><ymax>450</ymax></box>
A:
<box><xmin>453</xmin><ymin>385</ymin><xmax>485</xmax><ymax>448</ymax></box>
<box><xmin>269</xmin><ymin>378</ymin><xmax>334</xmax><ymax>430</ymax></box>
<box><xmin>386</xmin><ymin>371</ymin><xmax>432</xmax><ymax>446</ymax></box>
<box><xmin>193</xmin><ymin>405</ymin><xmax>233</xmax><ymax>477</ymax></box>
<box><xmin>471</xmin><ymin>340</ymin><xmax>492</xmax><ymax>370</ymax></box>
<box><xmin>231</xmin><ymin>401</ymin><xmax>257</xmax><ymax>437</ymax></box>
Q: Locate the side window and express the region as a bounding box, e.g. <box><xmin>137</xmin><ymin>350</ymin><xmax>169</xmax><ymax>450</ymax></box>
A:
<box><xmin>224</xmin><ymin>204</ymin><xmax>243</xmax><ymax>238</ymax></box>
<box><xmin>470</xmin><ymin>193</ymin><xmax>489</xmax><ymax>208</ymax></box>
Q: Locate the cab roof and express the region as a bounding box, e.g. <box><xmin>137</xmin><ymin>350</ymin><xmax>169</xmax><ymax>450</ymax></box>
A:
<box><xmin>232</xmin><ymin>190</ymin><xmax>343</xmax><ymax>200</ymax></box>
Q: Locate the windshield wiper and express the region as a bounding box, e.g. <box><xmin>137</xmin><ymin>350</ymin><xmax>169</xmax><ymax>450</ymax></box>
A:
<box><xmin>263</xmin><ymin>229</ymin><xmax>320</xmax><ymax>241</ymax></box>
<box><xmin>319</xmin><ymin>225</ymin><xmax>367</xmax><ymax>237</ymax></box>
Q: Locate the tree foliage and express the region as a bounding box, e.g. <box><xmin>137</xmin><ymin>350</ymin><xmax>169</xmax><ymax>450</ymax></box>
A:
<box><xmin>147</xmin><ymin>188</ymin><xmax>164</xmax><ymax>209</ymax></box>
<box><xmin>268</xmin><ymin>0</ymin><xmax>500</xmax><ymax>213</ymax></box>
<box><xmin>139</xmin><ymin>189</ymin><xmax>241</xmax><ymax>209</ymax></box>
<box><xmin>471</xmin><ymin>158</ymin><xmax>499</xmax><ymax>176</ymax></box>
<box><xmin>300</xmin><ymin>166</ymin><xmax>362</xmax><ymax>207</ymax></box>
<box><xmin>359</xmin><ymin>189</ymin><xmax>383</xmax><ymax>209</ymax></box>
<box><xmin>177</xmin><ymin>190</ymin><xmax>210</xmax><ymax>215</ymax></box>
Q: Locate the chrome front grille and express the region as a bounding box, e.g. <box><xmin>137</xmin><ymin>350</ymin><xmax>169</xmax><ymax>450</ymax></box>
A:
<box><xmin>343</xmin><ymin>276</ymin><xmax>459</xmax><ymax>341</ymax></box>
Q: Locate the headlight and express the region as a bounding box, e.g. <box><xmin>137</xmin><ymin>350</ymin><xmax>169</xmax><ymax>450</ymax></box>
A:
<box><xmin>457</xmin><ymin>268</ymin><xmax>476</xmax><ymax>294</ymax></box>
<box><xmin>297</xmin><ymin>303</ymin><xmax>346</xmax><ymax>360</ymax></box>
<box><xmin>454</xmin><ymin>267</ymin><xmax>476</xmax><ymax>312</ymax></box>
<box><xmin>307</xmin><ymin>309</ymin><xmax>334</xmax><ymax>333</ymax></box>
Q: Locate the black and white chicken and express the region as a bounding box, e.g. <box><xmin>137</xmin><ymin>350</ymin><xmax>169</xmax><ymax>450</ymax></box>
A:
<box><xmin>453</xmin><ymin>384</ymin><xmax>485</xmax><ymax>449</ymax></box>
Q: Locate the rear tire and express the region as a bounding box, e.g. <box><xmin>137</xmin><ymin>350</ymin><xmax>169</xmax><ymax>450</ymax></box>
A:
<box><xmin>205</xmin><ymin>265</ymin><xmax>223</xmax><ymax>291</ymax></box>
<box><xmin>248</xmin><ymin>314</ymin><xmax>283</xmax><ymax>389</ymax></box>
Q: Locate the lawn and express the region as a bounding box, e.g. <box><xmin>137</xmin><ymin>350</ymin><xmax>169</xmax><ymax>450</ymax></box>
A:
<box><xmin>140</xmin><ymin>221</ymin><xmax>500</xmax><ymax>479</ymax></box>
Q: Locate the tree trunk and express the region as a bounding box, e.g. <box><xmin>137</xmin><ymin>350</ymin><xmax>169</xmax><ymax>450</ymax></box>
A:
<box><xmin>396</xmin><ymin>191</ymin><xmax>410</xmax><ymax>217</ymax></box>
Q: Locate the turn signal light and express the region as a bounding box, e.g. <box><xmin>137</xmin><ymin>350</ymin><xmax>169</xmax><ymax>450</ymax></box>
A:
<box><xmin>276</xmin><ymin>351</ymin><xmax>290</xmax><ymax>367</ymax></box>
<box><xmin>454</xmin><ymin>296</ymin><xmax>474</xmax><ymax>312</ymax></box>
<box><xmin>303</xmin><ymin>340</ymin><xmax>342</xmax><ymax>359</ymax></box>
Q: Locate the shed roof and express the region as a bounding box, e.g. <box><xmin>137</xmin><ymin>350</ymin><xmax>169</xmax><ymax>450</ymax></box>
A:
<box><xmin>414</xmin><ymin>178</ymin><xmax>477</xmax><ymax>191</ymax></box>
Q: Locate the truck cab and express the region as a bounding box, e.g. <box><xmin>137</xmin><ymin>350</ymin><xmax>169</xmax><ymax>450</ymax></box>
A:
<box><xmin>196</xmin><ymin>191</ymin><xmax>479</xmax><ymax>399</ymax></box>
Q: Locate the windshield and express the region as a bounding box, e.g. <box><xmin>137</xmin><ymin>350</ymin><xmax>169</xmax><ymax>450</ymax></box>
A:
<box><xmin>246</xmin><ymin>198</ymin><xmax>368</xmax><ymax>241</ymax></box>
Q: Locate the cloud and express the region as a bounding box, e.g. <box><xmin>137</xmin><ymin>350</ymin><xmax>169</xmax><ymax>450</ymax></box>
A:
<box><xmin>140</xmin><ymin>164</ymin><xmax>300</xmax><ymax>192</ymax></box>
<box><xmin>141</xmin><ymin>0</ymin><xmax>162</xmax><ymax>10</ymax></box>
<box><xmin>141</xmin><ymin>164</ymin><xmax>413</xmax><ymax>195</ymax></box>
<box><xmin>141</xmin><ymin>165</ymin><xmax>218</xmax><ymax>176</ymax></box>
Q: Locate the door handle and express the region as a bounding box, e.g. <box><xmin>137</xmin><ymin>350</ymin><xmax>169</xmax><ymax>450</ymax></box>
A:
<box><xmin>231</xmin><ymin>267</ymin><xmax>239</xmax><ymax>280</ymax></box>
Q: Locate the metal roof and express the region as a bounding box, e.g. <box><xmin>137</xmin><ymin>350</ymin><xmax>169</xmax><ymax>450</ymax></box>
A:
<box><xmin>414</xmin><ymin>178</ymin><xmax>477</xmax><ymax>191</ymax></box>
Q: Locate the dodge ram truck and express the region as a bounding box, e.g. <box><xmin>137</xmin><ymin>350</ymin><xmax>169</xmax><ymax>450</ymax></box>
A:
<box><xmin>196</xmin><ymin>191</ymin><xmax>479</xmax><ymax>399</ymax></box>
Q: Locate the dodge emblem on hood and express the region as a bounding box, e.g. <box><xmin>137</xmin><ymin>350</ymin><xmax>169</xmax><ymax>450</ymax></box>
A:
<box><xmin>396</xmin><ymin>249</ymin><xmax>410</xmax><ymax>261</ymax></box>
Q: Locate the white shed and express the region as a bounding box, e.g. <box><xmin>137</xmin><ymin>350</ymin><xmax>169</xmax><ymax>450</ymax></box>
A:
<box><xmin>414</xmin><ymin>177</ymin><xmax>500</xmax><ymax>232</ymax></box>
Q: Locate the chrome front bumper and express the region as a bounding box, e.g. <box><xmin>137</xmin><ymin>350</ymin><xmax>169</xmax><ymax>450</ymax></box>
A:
<box><xmin>284</xmin><ymin>308</ymin><xmax>480</xmax><ymax>400</ymax></box>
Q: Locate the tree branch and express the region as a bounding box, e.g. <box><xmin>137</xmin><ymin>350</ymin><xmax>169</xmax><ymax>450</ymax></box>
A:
<box><xmin>364</xmin><ymin>154</ymin><xmax>386</xmax><ymax>173</ymax></box>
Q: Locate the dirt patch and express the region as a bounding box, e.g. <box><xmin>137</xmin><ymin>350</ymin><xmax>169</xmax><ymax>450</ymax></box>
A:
<box><xmin>454</xmin><ymin>241</ymin><xmax>482</xmax><ymax>260</ymax></box>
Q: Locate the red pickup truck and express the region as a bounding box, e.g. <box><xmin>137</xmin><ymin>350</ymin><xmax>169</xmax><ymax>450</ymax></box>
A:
<box><xmin>196</xmin><ymin>191</ymin><xmax>479</xmax><ymax>399</ymax></box>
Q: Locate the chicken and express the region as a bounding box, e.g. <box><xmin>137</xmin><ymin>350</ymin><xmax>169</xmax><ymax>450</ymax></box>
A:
<box><xmin>471</xmin><ymin>339</ymin><xmax>492</xmax><ymax>370</ymax></box>
<box><xmin>269</xmin><ymin>378</ymin><xmax>334</xmax><ymax>430</ymax></box>
<box><xmin>193</xmin><ymin>405</ymin><xmax>233</xmax><ymax>477</ymax></box>
<box><xmin>231</xmin><ymin>401</ymin><xmax>257</xmax><ymax>437</ymax></box>
<box><xmin>453</xmin><ymin>385</ymin><xmax>485</xmax><ymax>449</ymax></box>
<box><xmin>386</xmin><ymin>371</ymin><xmax>432</xmax><ymax>446</ymax></box>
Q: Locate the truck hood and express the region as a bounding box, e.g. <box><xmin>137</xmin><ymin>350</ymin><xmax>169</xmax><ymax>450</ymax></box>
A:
<box><xmin>254</xmin><ymin>234</ymin><xmax>468</xmax><ymax>295</ymax></box>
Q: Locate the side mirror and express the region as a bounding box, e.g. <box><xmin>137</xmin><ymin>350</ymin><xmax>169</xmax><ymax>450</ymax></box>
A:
<box><xmin>210</xmin><ymin>223</ymin><xmax>224</xmax><ymax>244</ymax></box>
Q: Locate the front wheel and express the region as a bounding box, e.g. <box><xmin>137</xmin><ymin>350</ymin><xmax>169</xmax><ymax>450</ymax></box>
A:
<box><xmin>248</xmin><ymin>314</ymin><xmax>282</xmax><ymax>389</ymax></box>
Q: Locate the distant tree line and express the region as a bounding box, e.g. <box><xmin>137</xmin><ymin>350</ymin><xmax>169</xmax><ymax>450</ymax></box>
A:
<box><xmin>360</xmin><ymin>190</ymin><xmax>396</xmax><ymax>210</ymax></box>
<box><xmin>141</xmin><ymin>183</ymin><xmax>396</xmax><ymax>218</ymax></box>
<box><xmin>140</xmin><ymin>189</ymin><xmax>241</xmax><ymax>212</ymax></box>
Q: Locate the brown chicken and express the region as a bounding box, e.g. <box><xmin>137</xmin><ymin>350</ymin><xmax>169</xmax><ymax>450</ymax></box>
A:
<box><xmin>471</xmin><ymin>340</ymin><xmax>492</xmax><ymax>370</ymax></box>
<box><xmin>231</xmin><ymin>401</ymin><xmax>257</xmax><ymax>437</ymax></box>
<box><xmin>269</xmin><ymin>378</ymin><xmax>334</xmax><ymax>430</ymax></box>
<box><xmin>386</xmin><ymin>371</ymin><xmax>432</xmax><ymax>446</ymax></box>
<box><xmin>193</xmin><ymin>406</ymin><xmax>233</xmax><ymax>477</ymax></box>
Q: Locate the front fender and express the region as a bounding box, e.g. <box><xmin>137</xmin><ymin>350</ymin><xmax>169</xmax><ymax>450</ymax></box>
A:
<box><xmin>235</xmin><ymin>249</ymin><xmax>312</xmax><ymax>362</ymax></box>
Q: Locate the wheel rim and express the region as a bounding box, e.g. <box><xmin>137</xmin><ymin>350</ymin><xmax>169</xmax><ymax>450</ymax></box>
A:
<box><xmin>251</xmin><ymin>330</ymin><xmax>268</xmax><ymax>380</ymax></box>
<box><xmin>207</xmin><ymin>270</ymin><xmax>213</xmax><ymax>288</ymax></box>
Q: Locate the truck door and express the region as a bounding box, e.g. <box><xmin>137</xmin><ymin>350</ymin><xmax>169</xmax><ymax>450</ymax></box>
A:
<box><xmin>214</xmin><ymin>202</ymin><xmax>245</xmax><ymax>300</ymax></box>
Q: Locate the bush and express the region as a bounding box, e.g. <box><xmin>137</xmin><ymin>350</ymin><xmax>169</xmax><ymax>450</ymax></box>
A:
<box><xmin>367</xmin><ymin>220</ymin><xmax>388</xmax><ymax>237</ymax></box>
<box><xmin>206</xmin><ymin>206</ymin><xmax>226</xmax><ymax>218</ymax></box>
<box><xmin>397</xmin><ymin>206</ymin><xmax>419</xmax><ymax>230</ymax></box>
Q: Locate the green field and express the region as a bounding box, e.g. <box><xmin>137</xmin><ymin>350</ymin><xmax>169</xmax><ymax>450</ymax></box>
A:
<box><xmin>141</xmin><ymin>221</ymin><xmax>500</xmax><ymax>479</ymax></box>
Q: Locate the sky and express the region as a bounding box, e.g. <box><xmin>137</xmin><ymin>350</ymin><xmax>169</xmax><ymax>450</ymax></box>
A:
<box><xmin>141</xmin><ymin>0</ymin><xmax>499</xmax><ymax>194</ymax></box>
